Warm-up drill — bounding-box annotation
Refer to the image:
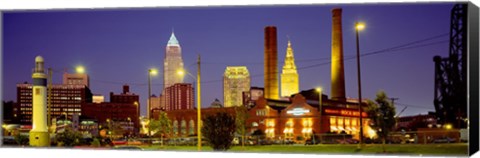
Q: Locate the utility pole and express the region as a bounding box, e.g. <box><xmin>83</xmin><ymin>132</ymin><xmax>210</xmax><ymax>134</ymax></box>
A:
<box><xmin>197</xmin><ymin>54</ymin><xmax>202</xmax><ymax>151</ymax></box>
<box><xmin>47</xmin><ymin>68</ymin><xmax>52</xmax><ymax>129</ymax></box>
<box><xmin>389</xmin><ymin>97</ymin><xmax>399</xmax><ymax>107</ymax></box>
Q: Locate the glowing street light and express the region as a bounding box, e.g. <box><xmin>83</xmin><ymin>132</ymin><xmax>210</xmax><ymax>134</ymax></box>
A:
<box><xmin>147</xmin><ymin>68</ymin><xmax>158</xmax><ymax>119</ymax></box>
<box><xmin>147</xmin><ymin>68</ymin><xmax>158</xmax><ymax>137</ymax></box>
<box><xmin>355</xmin><ymin>21</ymin><xmax>366</xmax><ymax>149</ymax></box>
<box><xmin>75</xmin><ymin>65</ymin><xmax>85</xmax><ymax>74</ymax></box>
<box><xmin>445</xmin><ymin>124</ymin><xmax>453</xmax><ymax>130</ymax></box>
<box><xmin>355</xmin><ymin>22</ymin><xmax>366</xmax><ymax>31</ymax></box>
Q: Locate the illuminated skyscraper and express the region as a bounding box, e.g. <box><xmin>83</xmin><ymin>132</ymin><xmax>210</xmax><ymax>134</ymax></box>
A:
<box><xmin>164</xmin><ymin>32</ymin><xmax>185</xmax><ymax>91</ymax></box>
<box><xmin>223</xmin><ymin>66</ymin><xmax>250</xmax><ymax>107</ymax></box>
<box><xmin>281</xmin><ymin>40</ymin><xmax>299</xmax><ymax>97</ymax></box>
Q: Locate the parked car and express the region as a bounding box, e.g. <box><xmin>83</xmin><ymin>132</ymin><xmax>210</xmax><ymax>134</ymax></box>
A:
<box><xmin>305</xmin><ymin>138</ymin><xmax>320</xmax><ymax>145</ymax></box>
<box><xmin>432</xmin><ymin>137</ymin><xmax>456</xmax><ymax>143</ymax></box>
<box><xmin>259</xmin><ymin>139</ymin><xmax>273</xmax><ymax>145</ymax></box>
<box><xmin>113</xmin><ymin>146</ymin><xmax>143</xmax><ymax>150</ymax></box>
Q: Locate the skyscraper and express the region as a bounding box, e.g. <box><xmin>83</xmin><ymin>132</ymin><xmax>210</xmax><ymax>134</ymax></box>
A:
<box><xmin>164</xmin><ymin>32</ymin><xmax>185</xmax><ymax>90</ymax></box>
<box><xmin>223</xmin><ymin>66</ymin><xmax>250</xmax><ymax>107</ymax></box>
<box><xmin>281</xmin><ymin>40</ymin><xmax>299</xmax><ymax>97</ymax></box>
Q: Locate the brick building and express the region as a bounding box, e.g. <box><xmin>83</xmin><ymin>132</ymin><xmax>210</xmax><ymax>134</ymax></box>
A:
<box><xmin>82</xmin><ymin>85</ymin><xmax>139</xmax><ymax>135</ymax></box>
<box><xmin>16</xmin><ymin>82</ymin><xmax>92</xmax><ymax>125</ymax></box>
<box><xmin>164</xmin><ymin>83</ymin><xmax>194</xmax><ymax>111</ymax></box>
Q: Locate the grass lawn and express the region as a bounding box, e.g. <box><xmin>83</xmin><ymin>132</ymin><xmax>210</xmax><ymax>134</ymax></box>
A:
<box><xmin>142</xmin><ymin>143</ymin><xmax>468</xmax><ymax>156</ymax></box>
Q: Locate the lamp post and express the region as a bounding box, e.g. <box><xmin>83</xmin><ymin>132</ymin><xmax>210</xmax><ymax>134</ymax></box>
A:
<box><xmin>355</xmin><ymin>21</ymin><xmax>365</xmax><ymax>149</ymax></box>
<box><xmin>315</xmin><ymin>87</ymin><xmax>323</xmax><ymax>143</ymax></box>
<box><xmin>147</xmin><ymin>68</ymin><xmax>157</xmax><ymax>137</ymax></box>
<box><xmin>62</xmin><ymin>112</ymin><xmax>68</xmax><ymax>127</ymax></box>
<box><xmin>177</xmin><ymin>55</ymin><xmax>201</xmax><ymax>151</ymax></box>
<box><xmin>134</xmin><ymin>101</ymin><xmax>139</xmax><ymax>135</ymax></box>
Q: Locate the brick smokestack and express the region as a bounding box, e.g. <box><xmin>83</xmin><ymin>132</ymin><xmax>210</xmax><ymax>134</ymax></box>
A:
<box><xmin>330</xmin><ymin>8</ymin><xmax>346</xmax><ymax>102</ymax></box>
<box><xmin>264</xmin><ymin>26</ymin><xmax>279</xmax><ymax>99</ymax></box>
<box><xmin>123</xmin><ymin>84</ymin><xmax>129</xmax><ymax>94</ymax></box>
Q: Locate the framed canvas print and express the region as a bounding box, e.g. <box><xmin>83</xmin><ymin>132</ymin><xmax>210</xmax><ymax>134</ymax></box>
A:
<box><xmin>1</xmin><ymin>0</ymin><xmax>479</xmax><ymax>158</ymax></box>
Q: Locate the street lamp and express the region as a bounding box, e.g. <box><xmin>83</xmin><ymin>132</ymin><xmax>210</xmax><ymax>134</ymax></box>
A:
<box><xmin>148</xmin><ymin>69</ymin><xmax>158</xmax><ymax>119</ymax></box>
<box><xmin>315</xmin><ymin>87</ymin><xmax>323</xmax><ymax>143</ymax></box>
<box><xmin>75</xmin><ymin>65</ymin><xmax>85</xmax><ymax>74</ymax></box>
<box><xmin>148</xmin><ymin>68</ymin><xmax>157</xmax><ymax>137</ymax></box>
<box><xmin>355</xmin><ymin>21</ymin><xmax>365</xmax><ymax>149</ymax></box>
<box><xmin>62</xmin><ymin>112</ymin><xmax>68</xmax><ymax>127</ymax></box>
<box><xmin>177</xmin><ymin>55</ymin><xmax>201</xmax><ymax>151</ymax></box>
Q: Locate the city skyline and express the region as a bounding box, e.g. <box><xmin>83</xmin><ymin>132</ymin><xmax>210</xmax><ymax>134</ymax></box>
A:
<box><xmin>2</xmin><ymin>3</ymin><xmax>454</xmax><ymax>117</ymax></box>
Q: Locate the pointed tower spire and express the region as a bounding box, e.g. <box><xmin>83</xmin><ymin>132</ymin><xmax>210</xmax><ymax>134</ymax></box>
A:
<box><xmin>167</xmin><ymin>31</ymin><xmax>180</xmax><ymax>46</ymax></box>
<box><xmin>281</xmin><ymin>38</ymin><xmax>299</xmax><ymax>97</ymax></box>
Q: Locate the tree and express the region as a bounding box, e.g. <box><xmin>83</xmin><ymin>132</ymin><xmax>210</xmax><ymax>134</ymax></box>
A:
<box><xmin>235</xmin><ymin>106</ymin><xmax>249</xmax><ymax>148</ymax></box>
<box><xmin>56</xmin><ymin>127</ymin><xmax>83</xmax><ymax>147</ymax></box>
<box><xmin>201</xmin><ymin>112</ymin><xmax>236</xmax><ymax>151</ymax></box>
<box><xmin>90</xmin><ymin>138</ymin><xmax>101</xmax><ymax>147</ymax></box>
<box><xmin>366</xmin><ymin>90</ymin><xmax>396</xmax><ymax>152</ymax></box>
<box><xmin>103</xmin><ymin>120</ymin><xmax>125</xmax><ymax>139</ymax></box>
<box><xmin>149</xmin><ymin>111</ymin><xmax>172</xmax><ymax>146</ymax></box>
<box><xmin>14</xmin><ymin>134</ymin><xmax>29</xmax><ymax>146</ymax></box>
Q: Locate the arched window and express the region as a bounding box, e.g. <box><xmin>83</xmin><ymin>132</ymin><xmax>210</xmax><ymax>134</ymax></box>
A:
<box><xmin>181</xmin><ymin>120</ymin><xmax>187</xmax><ymax>135</ymax></box>
<box><xmin>189</xmin><ymin>120</ymin><xmax>195</xmax><ymax>135</ymax></box>
<box><xmin>173</xmin><ymin>120</ymin><xmax>178</xmax><ymax>135</ymax></box>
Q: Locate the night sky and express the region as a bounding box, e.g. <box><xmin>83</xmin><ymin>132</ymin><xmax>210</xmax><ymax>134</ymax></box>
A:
<box><xmin>2</xmin><ymin>3</ymin><xmax>455</xmax><ymax>117</ymax></box>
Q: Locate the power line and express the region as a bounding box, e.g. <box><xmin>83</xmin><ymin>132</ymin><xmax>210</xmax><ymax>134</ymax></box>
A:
<box><xmin>201</xmin><ymin>33</ymin><xmax>449</xmax><ymax>65</ymax></box>
<box><xmin>395</xmin><ymin>102</ymin><xmax>435</xmax><ymax>110</ymax></box>
<box><xmin>92</xmin><ymin>33</ymin><xmax>449</xmax><ymax>86</ymax></box>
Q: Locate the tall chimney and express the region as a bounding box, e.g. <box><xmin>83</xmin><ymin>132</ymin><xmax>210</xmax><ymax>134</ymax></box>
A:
<box><xmin>330</xmin><ymin>8</ymin><xmax>346</xmax><ymax>102</ymax></box>
<box><xmin>264</xmin><ymin>26</ymin><xmax>279</xmax><ymax>99</ymax></box>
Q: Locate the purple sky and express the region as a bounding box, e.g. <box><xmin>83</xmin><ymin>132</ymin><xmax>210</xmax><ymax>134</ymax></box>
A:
<box><xmin>2</xmin><ymin>3</ymin><xmax>455</xmax><ymax>117</ymax></box>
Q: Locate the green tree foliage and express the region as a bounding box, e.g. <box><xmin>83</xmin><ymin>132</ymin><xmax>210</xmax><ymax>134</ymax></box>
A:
<box><xmin>235</xmin><ymin>106</ymin><xmax>249</xmax><ymax>148</ymax></box>
<box><xmin>56</xmin><ymin>127</ymin><xmax>83</xmax><ymax>147</ymax></box>
<box><xmin>201</xmin><ymin>112</ymin><xmax>236</xmax><ymax>151</ymax></box>
<box><xmin>149</xmin><ymin>111</ymin><xmax>172</xmax><ymax>146</ymax></box>
<box><xmin>90</xmin><ymin>138</ymin><xmax>101</xmax><ymax>147</ymax></box>
<box><xmin>103</xmin><ymin>120</ymin><xmax>125</xmax><ymax>138</ymax></box>
<box><xmin>366</xmin><ymin>90</ymin><xmax>396</xmax><ymax>152</ymax></box>
<box><xmin>14</xmin><ymin>134</ymin><xmax>29</xmax><ymax>145</ymax></box>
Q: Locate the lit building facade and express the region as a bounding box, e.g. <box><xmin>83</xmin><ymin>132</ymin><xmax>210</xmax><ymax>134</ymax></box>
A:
<box><xmin>63</xmin><ymin>72</ymin><xmax>90</xmax><ymax>87</ymax></box>
<box><xmin>92</xmin><ymin>94</ymin><xmax>104</xmax><ymax>103</ymax></box>
<box><xmin>17</xmin><ymin>83</ymin><xmax>93</xmax><ymax>125</ymax></box>
<box><xmin>164</xmin><ymin>83</ymin><xmax>194</xmax><ymax>111</ymax></box>
<box><xmin>164</xmin><ymin>32</ymin><xmax>185</xmax><ymax>91</ymax></box>
<box><xmin>280</xmin><ymin>40</ymin><xmax>299</xmax><ymax>97</ymax></box>
<box><xmin>163</xmin><ymin>92</ymin><xmax>374</xmax><ymax>142</ymax></box>
<box><xmin>247</xmin><ymin>94</ymin><xmax>374</xmax><ymax>141</ymax></box>
<box><xmin>223</xmin><ymin>66</ymin><xmax>250</xmax><ymax>107</ymax></box>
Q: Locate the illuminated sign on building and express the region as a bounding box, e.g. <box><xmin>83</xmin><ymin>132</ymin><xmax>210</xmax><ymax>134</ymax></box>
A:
<box><xmin>324</xmin><ymin>108</ymin><xmax>367</xmax><ymax>117</ymax></box>
<box><xmin>287</xmin><ymin>108</ymin><xmax>310</xmax><ymax>116</ymax></box>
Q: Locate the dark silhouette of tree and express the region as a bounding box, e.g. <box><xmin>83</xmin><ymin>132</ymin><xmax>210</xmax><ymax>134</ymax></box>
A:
<box><xmin>14</xmin><ymin>134</ymin><xmax>29</xmax><ymax>146</ymax></box>
<box><xmin>56</xmin><ymin>127</ymin><xmax>83</xmax><ymax>147</ymax></box>
<box><xmin>366</xmin><ymin>90</ymin><xmax>396</xmax><ymax>152</ymax></box>
<box><xmin>201</xmin><ymin>112</ymin><xmax>236</xmax><ymax>151</ymax></box>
